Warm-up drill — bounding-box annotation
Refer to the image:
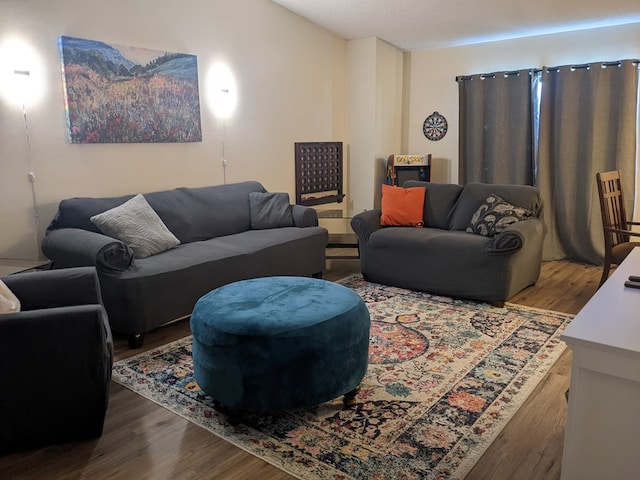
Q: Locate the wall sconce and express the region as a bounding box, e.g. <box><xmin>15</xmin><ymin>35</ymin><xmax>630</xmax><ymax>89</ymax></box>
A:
<box><xmin>207</xmin><ymin>63</ymin><xmax>238</xmax><ymax>184</ymax></box>
<box><xmin>207</xmin><ymin>63</ymin><xmax>237</xmax><ymax>120</ymax></box>
<box><xmin>0</xmin><ymin>36</ymin><xmax>45</xmax><ymax>109</ymax></box>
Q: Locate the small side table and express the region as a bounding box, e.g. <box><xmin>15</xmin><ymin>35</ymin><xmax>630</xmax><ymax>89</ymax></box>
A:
<box><xmin>0</xmin><ymin>258</ymin><xmax>53</xmax><ymax>277</ymax></box>
<box><xmin>316</xmin><ymin>208</ymin><xmax>362</xmax><ymax>259</ymax></box>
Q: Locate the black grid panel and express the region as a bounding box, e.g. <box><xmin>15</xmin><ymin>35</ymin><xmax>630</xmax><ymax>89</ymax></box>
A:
<box><xmin>295</xmin><ymin>142</ymin><xmax>344</xmax><ymax>206</ymax></box>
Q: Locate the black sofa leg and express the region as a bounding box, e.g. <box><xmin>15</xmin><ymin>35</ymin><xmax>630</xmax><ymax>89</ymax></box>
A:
<box><xmin>312</xmin><ymin>271</ymin><xmax>323</xmax><ymax>279</ymax></box>
<box><xmin>127</xmin><ymin>333</ymin><xmax>145</xmax><ymax>349</ymax></box>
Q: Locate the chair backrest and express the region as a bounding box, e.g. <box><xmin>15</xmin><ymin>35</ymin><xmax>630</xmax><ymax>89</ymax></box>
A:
<box><xmin>596</xmin><ymin>170</ymin><xmax>630</xmax><ymax>248</ymax></box>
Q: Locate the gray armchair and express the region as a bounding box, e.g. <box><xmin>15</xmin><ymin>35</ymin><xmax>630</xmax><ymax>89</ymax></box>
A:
<box><xmin>0</xmin><ymin>267</ymin><xmax>113</xmax><ymax>452</ymax></box>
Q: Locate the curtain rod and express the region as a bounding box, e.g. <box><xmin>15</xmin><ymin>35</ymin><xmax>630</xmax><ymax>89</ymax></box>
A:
<box><xmin>456</xmin><ymin>59</ymin><xmax>639</xmax><ymax>82</ymax></box>
<box><xmin>541</xmin><ymin>59</ymin><xmax>640</xmax><ymax>74</ymax></box>
<box><xmin>455</xmin><ymin>68</ymin><xmax>535</xmax><ymax>82</ymax></box>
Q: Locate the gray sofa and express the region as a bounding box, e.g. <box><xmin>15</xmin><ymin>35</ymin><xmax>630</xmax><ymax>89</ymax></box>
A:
<box><xmin>42</xmin><ymin>181</ymin><xmax>328</xmax><ymax>347</ymax></box>
<box><xmin>350</xmin><ymin>181</ymin><xmax>546</xmax><ymax>304</ymax></box>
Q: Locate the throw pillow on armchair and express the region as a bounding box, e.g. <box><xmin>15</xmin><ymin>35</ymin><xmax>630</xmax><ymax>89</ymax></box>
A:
<box><xmin>0</xmin><ymin>279</ymin><xmax>20</xmax><ymax>314</ymax></box>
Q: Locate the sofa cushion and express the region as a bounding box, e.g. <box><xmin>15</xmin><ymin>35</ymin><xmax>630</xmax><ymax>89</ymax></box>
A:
<box><xmin>466</xmin><ymin>194</ymin><xmax>534</xmax><ymax>237</ymax></box>
<box><xmin>100</xmin><ymin>226</ymin><xmax>329</xmax><ymax>334</ymax></box>
<box><xmin>249</xmin><ymin>192</ymin><xmax>294</xmax><ymax>229</ymax></box>
<box><xmin>90</xmin><ymin>194</ymin><xmax>180</xmax><ymax>258</ymax></box>
<box><xmin>47</xmin><ymin>194</ymin><xmax>135</xmax><ymax>234</ymax></box>
<box><xmin>449</xmin><ymin>183</ymin><xmax>541</xmax><ymax>231</ymax></box>
<box><xmin>144</xmin><ymin>182</ymin><xmax>267</xmax><ymax>243</ymax></box>
<box><xmin>362</xmin><ymin>227</ymin><xmax>530</xmax><ymax>302</ymax></box>
<box><xmin>403</xmin><ymin>181</ymin><xmax>463</xmax><ymax>229</ymax></box>
<box><xmin>380</xmin><ymin>184</ymin><xmax>426</xmax><ymax>227</ymax></box>
<box><xmin>47</xmin><ymin>181</ymin><xmax>268</xmax><ymax>244</ymax></box>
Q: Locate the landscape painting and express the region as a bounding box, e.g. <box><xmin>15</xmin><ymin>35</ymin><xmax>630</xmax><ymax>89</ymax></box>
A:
<box><xmin>59</xmin><ymin>36</ymin><xmax>202</xmax><ymax>143</ymax></box>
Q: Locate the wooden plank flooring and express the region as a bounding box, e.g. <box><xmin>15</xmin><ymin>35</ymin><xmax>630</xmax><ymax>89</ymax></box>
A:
<box><xmin>0</xmin><ymin>255</ymin><xmax>602</xmax><ymax>480</ymax></box>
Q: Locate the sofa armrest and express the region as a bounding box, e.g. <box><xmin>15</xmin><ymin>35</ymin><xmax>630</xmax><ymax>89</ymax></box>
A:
<box><xmin>351</xmin><ymin>210</ymin><xmax>383</xmax><ymax>245</ymax></box>
<box><xmin>0</xmin><ymin>304</ymin><xmax>113</xmax><ymax>451</ymax></box>
<box><xmin>0</xmin><ymin>304</ymin><xmax>112</xmax><ymax>349</ymax></box>
<box><xmin>2</xmin><ymin>266</ymin><xmax>103</xmax><ymax>310</ymax></box>
<box><xmin>291</xmin><ymin>204</ymin><xmax>319</xmax><ymax>227</ymax></box>
<box><xmin>42</xmin><ymin>228</ymin><xmax>134</xmax><ymax>272</ymax></box>
<box><xmin>485</xmin><ymin>218</ymin><xmax>545</xmax><ymax>254</ymax></box>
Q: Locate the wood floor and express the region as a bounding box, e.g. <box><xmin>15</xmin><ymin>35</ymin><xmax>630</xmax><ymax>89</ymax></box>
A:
<box><xmin>0</xmin><ymin>254</ymin><xmax>602</xmax><ymax>480</ymax></box>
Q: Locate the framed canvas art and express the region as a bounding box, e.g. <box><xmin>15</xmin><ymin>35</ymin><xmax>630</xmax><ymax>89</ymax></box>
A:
<box><xmin>59</xmin><ymin>35</ymin><xmax>202</xmax><ymax>143</ymax></box>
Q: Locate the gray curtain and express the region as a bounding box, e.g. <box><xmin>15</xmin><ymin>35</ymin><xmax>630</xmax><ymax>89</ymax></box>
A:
<box><xmin>537</xmin><ymin>60</ymin><xmax>639</xmax><ymax>263</ymax></box>
<box><xmin>458</xmin><ymin>70</ymin><xmax>534</xmax><ymax>185</ymax></box>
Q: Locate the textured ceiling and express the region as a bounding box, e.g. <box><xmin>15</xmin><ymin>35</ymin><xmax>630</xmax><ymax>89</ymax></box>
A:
<box><xmin>272</xmin><ymin>0</ymin><xmax>640</xmax><ymax>51</ymax></box>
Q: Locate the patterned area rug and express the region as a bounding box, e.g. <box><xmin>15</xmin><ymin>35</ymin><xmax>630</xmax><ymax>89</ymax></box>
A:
<box><xmin>113</xmin><ymin>275</ymin><xmax>573</xmax><ymax>480</ymax></box>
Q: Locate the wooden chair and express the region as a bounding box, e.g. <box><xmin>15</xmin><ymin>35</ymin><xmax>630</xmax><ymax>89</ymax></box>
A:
<box><xmin>596</xmin><ymin>170</ymin><xmax>640</xmax><ymax>287</ymax></box>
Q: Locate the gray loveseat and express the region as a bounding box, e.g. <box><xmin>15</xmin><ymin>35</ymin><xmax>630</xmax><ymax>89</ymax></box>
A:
<box><xmin>351</xmin><ymin>181</ymin><xmax>545</xmax><ymax>304</ymax></box>
<box><xmin>42</xmin><ymin>181</ymin><xmax>328</xmax><ymax>347</ymax></box>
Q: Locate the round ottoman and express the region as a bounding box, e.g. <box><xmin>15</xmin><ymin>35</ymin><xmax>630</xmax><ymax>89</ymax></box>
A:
<box><xmin>190</xmin><ymin>276</ymin><xmax>370</xmax><ymax>411</ymax></box>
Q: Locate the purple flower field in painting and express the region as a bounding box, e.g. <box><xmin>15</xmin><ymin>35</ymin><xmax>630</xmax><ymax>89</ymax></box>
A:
<box><xmin>60</xmin><ymin>36</ymin><xmax>202</xmax><ymax>144</ymax></box>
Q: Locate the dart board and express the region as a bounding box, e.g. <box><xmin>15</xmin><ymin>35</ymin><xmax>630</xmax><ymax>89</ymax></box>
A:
<box><xmin>423</xmin><ymin>111</ymin><xmax>448</xmax><ymax>141</ymax></box>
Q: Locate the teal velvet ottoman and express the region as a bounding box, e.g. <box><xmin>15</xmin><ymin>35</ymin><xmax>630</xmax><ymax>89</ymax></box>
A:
<box><xmin>190</xmin><ymin>276</ymin><xmax>370</xmax><ymax>411</ymax></box>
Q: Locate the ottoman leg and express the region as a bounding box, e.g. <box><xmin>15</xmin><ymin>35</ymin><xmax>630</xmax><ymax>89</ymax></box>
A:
<box><xmin>212</xmin><ymin>399</ymin><xmax>225</xmax><ymax>412</ymax></box>
<box><xmin>343</xmin><ymin>385</ymin><xmax>361</xmax><ymax>408</ymax></box>
<box><xmin>213</xmin><ymin>400</ymin><xmax>241</xmax><ymax>426</ymax></box>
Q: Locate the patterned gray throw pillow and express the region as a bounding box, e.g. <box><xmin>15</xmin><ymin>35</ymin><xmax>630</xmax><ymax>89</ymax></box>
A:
<box><xmin>466</xmin><ymin>193</ymin><xmax>533</xmax><ymax>237</ymax></box>
<box><xmin>90</xmin><ymin>194</ymin><xmax>180</xmax><ymax>258</ymax></box>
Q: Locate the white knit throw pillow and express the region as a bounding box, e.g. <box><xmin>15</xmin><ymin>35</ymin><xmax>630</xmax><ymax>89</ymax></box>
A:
<box><xmin>90</xmin><ymin>193</ymin><xmax>180</xmax><ymax>258</ymax></box>
<box><xmin>0</xmin><ymin>279</ymin><xmax>20</xmax><ymax>314</ymax></box>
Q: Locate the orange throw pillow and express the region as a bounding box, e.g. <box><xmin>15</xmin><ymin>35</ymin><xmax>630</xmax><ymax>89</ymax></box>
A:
<box><xmin>380</xmin><ymin>184</ymin><xmax>426</xmax><ymax>227</ymax></box>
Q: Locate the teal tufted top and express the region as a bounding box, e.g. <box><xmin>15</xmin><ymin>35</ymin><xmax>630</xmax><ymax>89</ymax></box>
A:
<box><xmin>192</xmin><ymin>276</ymin><xmax>365</xmax><ymax>337</ymax></box>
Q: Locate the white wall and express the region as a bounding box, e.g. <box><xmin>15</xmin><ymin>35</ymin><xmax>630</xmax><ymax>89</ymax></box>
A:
<box><xmin>0</xmin><ymin>0</ymin><xmax>346</xmax><ymax>259</ymax></box>
<box><xmin>406</xmin><ymin>23</ymin><xmax>640</xmax><ymax>184</ymax></box>
<box><xmin>2</xmin><ymin>2</ymin><xmax>639</xmax><ymax>260</ymax></box>
<box><xmin>347</xmin><ymin>37</ymin><xmax>404</xmax><ymax>211</ymax></box>
<box><xmin>346</xmin><ymin>38</ymin><xmax>377</xmax><ymax>213</ymax></box>
<box><xmin>374</xmin><ymin>39</ymin><xmax>404</xmax><ymax>207</ymax></box>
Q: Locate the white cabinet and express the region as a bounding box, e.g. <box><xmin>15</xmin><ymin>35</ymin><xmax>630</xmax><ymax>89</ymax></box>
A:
<box><xmin>561</xmin><ymin>248</ymin><xmax>640</xmax><ymax>480</ymax></box>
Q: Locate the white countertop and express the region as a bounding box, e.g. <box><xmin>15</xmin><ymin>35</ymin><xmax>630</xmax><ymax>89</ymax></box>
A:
<box><xmin>561</xmin><ymin>247</ymin><xmax>640</xmax><ymax>357</ymax></box>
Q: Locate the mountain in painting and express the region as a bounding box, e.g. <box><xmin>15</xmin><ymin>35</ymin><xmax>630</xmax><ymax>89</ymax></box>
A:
<box><xmin>60</xmin><ymin>36</ymin><xmax>136</xmax><ymax>77</ymax></box>
<box><xmin>148</xmin><ymin>54</ymin><xmax>198</xmax><ymax>82</ymax></box>
<box><xmin>60</xmin><ymin>36</ymin><xmax>197</xmax><ymax>81</ymax></box>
